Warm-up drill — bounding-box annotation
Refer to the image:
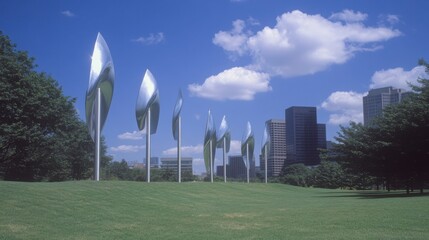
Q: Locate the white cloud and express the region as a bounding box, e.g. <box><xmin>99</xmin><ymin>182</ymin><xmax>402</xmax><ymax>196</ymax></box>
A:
<box><xmin>188</xmin><ymin>67</ymin><xmax>271</xmax><ymax>101</ymax></box>
<box><xmin>110</xmin><ymin>145</ymin><xmax>145</xmax><ymax>153</ymax></box>
<box><xmin>213</xmin><ymin>20</ymin><xmax>249</xmax><ymax>57</ymax></box>
<box><xmin>133</xmin><ymin>32</ymin><xmax>165</xmax><ymax>45</ymax></box>
<box><xmin>321</xmin><ymin>91</ymin><xmax>364</xmax><ymax>125</ymax></box>
<box><xmin>213</xmin><ymin>10</ymin><xmax>401</xmax><ymax>78</ymax></box>
<box><xmin>61</xmin><ymin>10</ymin><xmax>75</xmax><ymax>17</ymax></box>
<box><xmin>229</xmin><ymin>140</ymin><xmax>241</xmax><ymax>155</ymax></box>
<box><xmin>118</xmin><ymin>130</ymin><xmax>146</xmax><ymax>140</ymax></box>
<box><xmin>370</xmin><ymin>66</ymin><xmax>427</xmax><ymax>91</ymax></box>
<box><xmin>162</xmin><ymin>144</ymin><xmax>204</xmax><ymax>156</ymax></box>
<box><xmin>330</xmin><ymin>9</ymin><xmax>367</xmax><ymax>23</ymax></box>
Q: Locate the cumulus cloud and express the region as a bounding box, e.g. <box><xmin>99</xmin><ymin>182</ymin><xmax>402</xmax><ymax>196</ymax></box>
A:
<box><xmin>118</xmin><ymin>130</ymin><xmax>145</xmax><ymax>140</ymax></box>
<box><xmin>321</xmin><ymin>91</ymin><xmax>364</xmax><ymax>125</ymax></box>
<box><xmin>370</xmin><ymin>66</ymin><xmax>427</xmax><ymax>91</ymax></box>
<box><xmin>133</xmin><ymin>32</ymin><xmax>165</xmax><ymax>45</ymax></box>
<box><xmin>213</xmin><ymin>20</ymin><xmax>249</xmax><ymax>57</ymax></box>
<box><xmin>188</xmin><ymin>67</ymin><xmax>271</xmax><ymax>101</ymax></box>
<box><xmin>110</xmin><ymin>145</ymin><xmax>145</xmax><ymax>153</ymax></box>
<box><xmin>329</xmin><ymin>9</ymin><xmax>367</xmax><ymax>23</ymax></box>
<box><xmin>61</xmin><ymin>10</ymin><xmax>75</xmax><ymax>17</ymax></box>
<box><xmin>190</xmin><ymin>9</ymin><xmax>401</xmax><ymax>101</ymax></box>
<box><xmin>213</xmin><ymin>10</ymin><xmax>400</xmax><ymax>78</ymax></box>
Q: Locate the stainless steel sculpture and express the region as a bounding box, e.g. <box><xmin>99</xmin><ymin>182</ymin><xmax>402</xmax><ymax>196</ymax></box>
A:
<box><xmin>241</xmin><ymin>122</ymin><xmax>254</xmax><ymax>183</ymax></box>
<box><xmin>85</xmin><ymin>32</ymin><xmax>115</xmax><ymax>181</ymax></box>
<box><xmin>172</xmin><ymin>90</ymin><xmax>183</xmax><ymax>183</ymax></box>
<box><xmin>261</xmin><ymin>124</ymin><xmax>270</xmax><ymax>184</ymax></box>
<box><xmin>136</xmin><ymin>69</ymin><xmax>160</xmax><ymax>183</ymax></box>
<box><xmin>216</xmin><ymin>115</ymin><xmax>231</xmax><ymax>183</ymax></box>
<box><xmin>204</xmin><ymin>110</ymin><xmax>216</xmax><ymax>183</ymax></box>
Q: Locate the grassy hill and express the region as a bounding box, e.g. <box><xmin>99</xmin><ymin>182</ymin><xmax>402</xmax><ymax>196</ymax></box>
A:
<box><xmin>0</xmin><ymin>181</ymin><xmax>428</xmax><ymax>239</ymax></box>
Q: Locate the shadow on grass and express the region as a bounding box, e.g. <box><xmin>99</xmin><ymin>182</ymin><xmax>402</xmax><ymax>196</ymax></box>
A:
<box><xmin>317</xmin><ymin>190</ymin><xmax>429</xmax><ymax>199</ymax></box>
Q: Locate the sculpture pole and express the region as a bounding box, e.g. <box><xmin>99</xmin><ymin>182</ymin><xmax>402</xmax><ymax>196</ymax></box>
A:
<box><xmin>264</xmin><ymin>144</ymin><xmax>268</xmax><ymax>184</ymax></box>
<box><xmin>146</xmin><ymin>108</ymin><xmax>151</xmax><ymax>183</ymax></box>
<box><xmin>246</xmin><ymin>143</ymin><xmax>250</xmax><ymax>183</ymax></box>
<box><xmin>177</xmin><ymin>116</ymin><xmax>181</xmax><ymax>183</ymax></box>
<box><xmin>223</xmin><ymin>138</ymin><xmax>226</xmax><ymax>183</ymax></box>
<box><xmin>210</xmin><ymin>139</ymin><xmax>213</xmax><ymax>183</ymax></box>
<box><xmin>95</xmin><ymin>87</ymin><xmax>101</xmax><ymax>181</ymax></box>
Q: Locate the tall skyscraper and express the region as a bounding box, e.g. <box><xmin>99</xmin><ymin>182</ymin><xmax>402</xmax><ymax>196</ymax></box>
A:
<box><xmin>261</xmin><ymin>119</ymin><xmax>286</xmax><ymax>177</ymax></box>
<box><xmin>285</xmin><ymin>106</ymin><xmax>319</xmax><ymax>166</ymax></box>
<box><xmin>317</xmin><ymin>123</ymin><xmax>327</xmax><ymax>150</ymax></box>
<box><xmin>363</xmin><ymin>87</ymin><xmax>409</xmax><ymax>126</ymax></box>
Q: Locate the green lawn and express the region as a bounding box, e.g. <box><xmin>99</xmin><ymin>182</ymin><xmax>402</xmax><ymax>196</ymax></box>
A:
<box><xmin>0</xmin><ymin>181</ymin><xmax>428</xmax><ymax>239</ymax></box>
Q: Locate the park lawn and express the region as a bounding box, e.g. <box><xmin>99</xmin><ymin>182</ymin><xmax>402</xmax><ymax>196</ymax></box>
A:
<box><xmin>0</xmin><ymin>181</ymin><xmax>428</xmax><ymax>239</ymax></box>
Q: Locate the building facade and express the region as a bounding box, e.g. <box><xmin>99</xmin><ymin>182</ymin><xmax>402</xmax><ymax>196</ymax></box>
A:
<box><xmin>260</xmin><ymin>119</ymin><xmax>286</xmax><ymax>177</ymax></box>
<box><xmin>285</xmin><ymin>106</ymin><xmax>320</xmax><ymax>166</ymax></box>
<box><xmin>363</xmin><ymin>87</ymin><xmax>409</xmax><ymax>126</ymax></box>
<box><xmin>160</xmin><ymin>157</ymin><xmax>193</xmax><ymax>174</ymax></box>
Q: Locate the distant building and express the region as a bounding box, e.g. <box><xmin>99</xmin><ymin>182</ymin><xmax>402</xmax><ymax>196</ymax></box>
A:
<box><xmin>363</xmin><ymin>87</ymin><xmax>409</xmax><ymax>126</ymax></box>
<box><xmin>260</xmin><ymin>119</ymin><xmax>286</xmax><ymax>177</ymax></box>
<box><xmin>317</xmin><ymin>123</ymin><xmax>327</xmax><ymax>150</ymax></box>
<box><xmin>285</xmin><ymin>106</ymin><xmax>325</xmax><ymax>166</ymax></box>
<box><xmin>217</xmin><ymin>155</ymin><xmax>255</xmax><ymax>179</ymax></box>
<box><xmin>143</xmin><ymin>157</ymin><xmax>160</xmax><ymax>168</ymax></box>
<box><xmin>160</xmin><ymin>157</ymin><xmax>193</xmax><ymax>174</ymax></box>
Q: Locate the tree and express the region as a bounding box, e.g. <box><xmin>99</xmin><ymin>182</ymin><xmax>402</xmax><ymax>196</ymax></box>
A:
<box><xmin>332</xmin><ymin>61</ymin><xmax>429</xmax><ymax>193</ymax></box>
<box><xmin>279</xmin><ymin>164</ymin><xmax>311</xmax><ymax>187</ymax></box>
<box><xmin>0</xmin><ymin>31</ymin><xmax>107</xmax><ymax>181</ymax></box>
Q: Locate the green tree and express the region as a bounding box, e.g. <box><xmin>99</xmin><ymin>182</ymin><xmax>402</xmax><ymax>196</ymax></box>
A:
<box><xmin>279</xmin><ymin>164</ymin><xmax>311</xmax><ymax>187</ymax></box>
<box><xmin>0</xmin><ymin>31</ymin><xmax>107</xmax><ymax>181</ymax></box>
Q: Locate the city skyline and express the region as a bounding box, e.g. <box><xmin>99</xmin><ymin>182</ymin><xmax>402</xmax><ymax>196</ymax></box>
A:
<box><xmin>2</xmin><ymin>1</ymin><xmax>429</xmax><ymax>174</ymax></box>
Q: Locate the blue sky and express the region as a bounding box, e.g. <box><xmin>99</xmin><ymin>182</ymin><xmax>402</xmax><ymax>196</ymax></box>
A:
<box><xmin>2</xmin><ymin>0</ymin><xmax>428</xmax><ymax>174</ymax></box>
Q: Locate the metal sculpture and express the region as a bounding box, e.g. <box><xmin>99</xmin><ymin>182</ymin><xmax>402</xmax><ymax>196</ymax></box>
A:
<box><xmin>85</xmin><ymin>32</ymin><xmax>115</xmax><ymax>181</ymax></box>
<box><xmin>216</xmin><ymin>115</ymin><xmax>231</xmax><ymax>183</ymax></box>
<box><xmin>136</xmin><ymin>69</ymin><xmax>160</xmax><ymax>183</ymax></box>
<box><xmin>204</xmin><ymin>110</ymin><xmax>217</xmax><ymax>183</ymax></box>
<box><xmin>262</xmin><ymin>124</ymin><xmax>270</xmax><ymax>184</ymax></box>
<box><xmin>172</xmin><ymin>90</ymin><xmax>183</xmax><ymax>183</ymax></box>
<box><xmin>241</xmin><ymin>122</ymin><xmax>254</xmax><ymax>183</ymax></box>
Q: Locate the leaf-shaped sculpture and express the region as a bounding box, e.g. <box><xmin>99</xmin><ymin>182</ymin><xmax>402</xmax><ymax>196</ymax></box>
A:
<box><xmin>261</xmin><ymin>123</ymin><xmax>270</xmax><ymax>183</ymax></box>
<box><xmin>241</xmin><ymin>121</ymin><xmax>254</xmax><ymax>170</ymax></box>
<box><xmin>136</xmin><ymin>69</ymin><xmax>160</xmax><ymax>134</ymax></box>
<box><xmin>216</xmin><ymin>115</ymin><xmax>231</xmax><ymax>153</ymax></box>
<box><xmin>217</xmin><ymin>115</ymin><xmax>231</xmax><ymax>182</ymax></box>
<box><xmin>172</xmin><ymin>90</ymin><xmax>183</xmax><ymax>141</ymax></box>
<box><xmin>172</xmin><ymin>90</ymin><xmax>183</xmax><ymax>182</ymax></box>
<box><xmin>261</xmin><ymin>123</ymin><xmax>270</xmax><ymax>155</ymax></box>
<box><xmin>85</xmin><ymin>32</ymin><xmax>115</xmax><ymax>141</ymax></box>
<box><xmin>204</xmin><ymin>110</ymin><xmax>216</xmax><ymax>181</ymax></box>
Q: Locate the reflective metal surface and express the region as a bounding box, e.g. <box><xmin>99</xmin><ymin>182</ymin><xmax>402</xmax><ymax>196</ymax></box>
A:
<box><xmin>136</xmin><ymin>69</ymin><xmax>160</xmax><ymax>133</ymax></box>
<box><xmin>261</xmin><ymin>123</ymin><xmax>270</xmax><ymax>155</ymax></box>
<box><xmin>85</xmin><ymin>33</ymin><xmax>115</xmax><ymax>141</ymax></box>
<box><xmin>203</xmin><ymin>110</ymin><xmax>217</xmax><ymax>176</ymax></box>
<box><xmin>172</xmin><ymin>90</ymin><xmax>183</xmax><ymax>141</ymax></box>
<box><xmin>216</xmin><ymin>115</ymin><xmax>231</xmax><ymax>153</ymax></box>
<box><xmin>241</xmin><ymin>121</ymin><xmax>255</xmax><ymax>169</ymax></box>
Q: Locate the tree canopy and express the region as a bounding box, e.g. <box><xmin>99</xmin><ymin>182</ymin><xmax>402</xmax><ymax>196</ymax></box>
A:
<box><xmin>333</xmin><ymin>62</ymin><xmax>429</xmax><ymax>193</ymax></box>
<box><xmin>0</xmin><ymin>31</ymin><xmax>109</xmax><ymax>181</ymax></box>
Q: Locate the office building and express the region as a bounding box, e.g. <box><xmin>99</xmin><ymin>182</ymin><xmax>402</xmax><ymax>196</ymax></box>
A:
<box><xmin>317</xmin><ymin>123</ymin><xmax>327</xmax><ymax>150</ymax></box>
<box><xmin>363</xmin><ymin>87</ymin><xmax>409</xmax><ymax>126</ymax></box>
<box><xmin>143</xmin><ymin>157</ymin><xmax>159</xmax><ymax>168</ymax></box>
<box><xmin>285</xmin><ymin>106</ymin><xmax>321</xmax><ymax>166</ymax></box>
<box><xmin>260</xmin><ymin>119</ymin><xmax>286</xmax><ymax>177</ymax></box>
<box><xmin>160</xmin><ymin>157</ymin><xmax>193</xmax><ymax>174</ymax></box>
<box><xmin>217</xmin><ymin>155</ymin><xmax>255</xmax><ymax>179</ymax></box>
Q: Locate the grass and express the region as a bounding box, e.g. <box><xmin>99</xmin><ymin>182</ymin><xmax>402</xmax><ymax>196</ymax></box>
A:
<box><xmin>0</xmin><ymin>181</ymin><xmax>428</xmax><ymax>239</ymax></box>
